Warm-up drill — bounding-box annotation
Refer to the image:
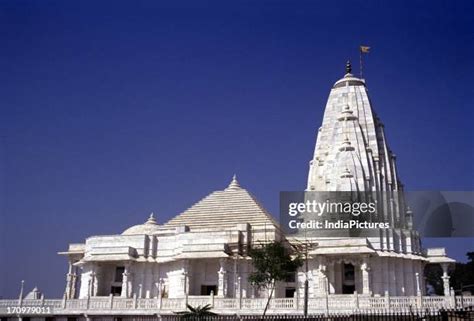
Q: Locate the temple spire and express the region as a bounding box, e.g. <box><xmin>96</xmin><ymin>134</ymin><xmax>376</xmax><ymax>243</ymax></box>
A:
<box><xmin>307</xmin><ymin>62</ymin><xmax>401</xmax><ymax>193</ymax></box>
<box><xmin>146</xmin><ymin>212</ymin><xmax>157</xmax><ymax>225</ymax></box>
<box><xmin>226</xmin><ymin>174</ymin><xmax>241</xmax><ymax>190</ymax></box>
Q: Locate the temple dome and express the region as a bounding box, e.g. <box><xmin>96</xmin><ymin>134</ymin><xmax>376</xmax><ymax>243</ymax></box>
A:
<box><xmin>122</xmin><ymin>213</ymin><xmax>160</xmax><ymax>235</ymax></box>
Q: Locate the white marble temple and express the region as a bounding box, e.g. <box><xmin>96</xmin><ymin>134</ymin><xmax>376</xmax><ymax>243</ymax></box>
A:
<box><xmin>0</xmin><ymin>63</ymin><xmax>457</xmax><ymax>318</ymax></box>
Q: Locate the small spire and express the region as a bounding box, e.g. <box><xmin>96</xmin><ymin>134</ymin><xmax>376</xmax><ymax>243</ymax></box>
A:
<box><xmin>337</xmin><ymin>104</ymin><xmax>357</xmax><ymax>121</ymax></box>
<box><xmin>146</xmin><ymin>212</ymin><xmax>157</xmax><ymax>225</ymax></box>
<box><xmin>340</xmin><ymin>167</ymin><xmax>353</xmax><ymax>178</ymax></box>
<box><xmin>226</xmin><ymin>174</ymin><xmax>241</xmax><ymax>190</ymax></box>
<box><xmin>339</xmin><ymin>136</ymin><xmax>355</xmax><ymax>152</ymax></box>
<box><xmin>345</xmin><ymin>60</ymin><xmax>352</xmax><ymax>74</ymax></box>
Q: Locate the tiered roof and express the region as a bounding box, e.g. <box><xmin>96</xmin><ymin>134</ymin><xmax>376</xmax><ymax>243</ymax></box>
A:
<box><xmin>165</xmin><ymin>175</ymin><xmax>278</xmax><ymax>230</ymax></box>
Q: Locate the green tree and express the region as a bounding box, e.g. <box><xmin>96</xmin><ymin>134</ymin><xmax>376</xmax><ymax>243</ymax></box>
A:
<box><xmin>425</xmin><ymin>264</ymin><xmax>443</xmax><ymax>295</ymax></box>
<box><xmin>248</xmin><ymin>241</ymin><xmax>303</xmax><ymax>318</ymax></box>
<box><xmin>175</xmin><ymin>304</ymin><xmax>217</xmax><ymax>320</ymax></box>
<box><xmin>450</xmin><ymin>251</ymin><xmax>474</xmax><ymax>294</ymax></box>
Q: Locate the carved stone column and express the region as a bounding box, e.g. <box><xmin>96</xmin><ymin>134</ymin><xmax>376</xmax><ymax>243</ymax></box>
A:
<box><xmin>156</xmin><ymin>278</ymin><xmax>163</xmax><ymax>308</ymax></box>
<box><xmin>217</xmin><ymin>258</ymin><xmax>228</xmax><ymax>297</ymax></box>
<box><xmin>440</xmin><ymin>263</ymin><xmax>451</xmax><ymax>296</ymax></box>
<box><xmin>138</xmin><ymin>284</ymin><xmax>143</xmax><ymax>298</ymax></box>
<box><xmin>415</xmin><ymin>272</ymin><xmax>421</xmax><ymax>296</ymax></box>
<box><xmin>121</xmin><ymin>264</ymin><xmax>131</xmax><ymax>298</ymax></box>
<box><xmin>181</xmin><ymin>260</ymin><xmax>190</xmax><ymax>299</ymax></box>
<box><xmin>65</xmin><ymin>260</ymin><xmax>74</xmax><ymax>299</ymax></box>
<box><xmin>157</xmin><ymin>278</ymin><xmax>163</xmax><ymax>298</ymax></box>
<box><xmin>182</xmin><ymin>271</ymin><xmax>189</xmax><ymax>299</ymax></box>
<box><xmin>91</xmin><ymin>269</ymin><xmax>99</xmax><ymax>296</ymax></box>
<box><xmin>315</xmin><ymin>260</ymin><xmax>328</xmax><ymax>296</ymax></box>
<box><xmin>360</xmin><ymin>257</ymin><xmax>371</xmax><ymax>295</ymax></box>
<box><xmin>70</xmin><ymin>264</ymin><xmax>78</xmax><ymax>299</ymax></box>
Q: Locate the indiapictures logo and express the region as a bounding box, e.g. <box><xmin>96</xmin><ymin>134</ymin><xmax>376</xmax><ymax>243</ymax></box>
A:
<box><xmin>280</xmin><ymin>191</ymin><xmax>474</xmax><ymax>237</ymax></box>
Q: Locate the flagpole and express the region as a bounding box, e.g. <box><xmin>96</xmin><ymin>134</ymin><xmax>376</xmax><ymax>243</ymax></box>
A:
<box><xmin>359</xmin><ymin>45</ymin><xmax>370</xmax><ymax>80</ymax></box>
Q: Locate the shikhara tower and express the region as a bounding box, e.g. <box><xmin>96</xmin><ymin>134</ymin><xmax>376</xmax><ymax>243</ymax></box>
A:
<box><xmin>308</xmin><ymin>61</ymin><xmax>399</xmax><ymax>193</ymax></box>
<box><xmin>301</xmin><ymin>61</ymin><xmax>452</xmax><ymax>296</ymax></box>
<box><xmin>306</xmin><ymin>60</ymin><xmax>416</xmax><ymax>246</ymax></box>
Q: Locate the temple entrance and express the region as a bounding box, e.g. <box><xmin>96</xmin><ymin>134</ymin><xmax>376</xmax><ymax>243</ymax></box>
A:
<box><xmin>342</xmin><ymin>263</ymin><xmax>355</xmax><ymax>294</ymax></box>
<box><xmin>201</xmin><ymin>285</ymin><xmax>217</xmax><ymax>295</ymax></box>
<box><xmin>110</xmin><ymin>266</ymin><xmax>124</xmax><ymax>296</ymax></box>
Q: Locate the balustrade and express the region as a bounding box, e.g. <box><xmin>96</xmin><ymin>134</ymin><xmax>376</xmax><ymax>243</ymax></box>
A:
<box><xmin>0</xmin><ymin>295</ymin><xmax>470</xmax><ymax>315</ymax></box>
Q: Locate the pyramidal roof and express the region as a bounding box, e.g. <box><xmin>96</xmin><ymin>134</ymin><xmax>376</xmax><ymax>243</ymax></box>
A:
<box><xmin>165</xmin><ymin>175</ymin><xmax>278</xmax><ymax>230</ymax></box>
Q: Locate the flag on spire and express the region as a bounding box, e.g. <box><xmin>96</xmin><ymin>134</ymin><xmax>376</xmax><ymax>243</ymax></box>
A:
<box><xmin>359</xmin><ymin>45</ymin><xmax>371</xmax><ymax>78</ymax></box>
<box><xmin>360</xmin><ymin>45</ymin><xmax>370</xmax><ymax>53</ymax></box>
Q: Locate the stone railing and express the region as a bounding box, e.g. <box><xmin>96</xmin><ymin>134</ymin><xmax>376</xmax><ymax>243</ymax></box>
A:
<box><xmin>0</xmin><ymin>295</ymin><xmax>473</xmax><ymax>316</ymax></box>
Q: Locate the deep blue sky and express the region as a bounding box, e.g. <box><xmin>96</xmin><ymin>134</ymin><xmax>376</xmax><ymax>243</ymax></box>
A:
<box><xmin>1</xmin><ymin>1</ymin><xmax>473</xmax><ymax>298</ymax></box>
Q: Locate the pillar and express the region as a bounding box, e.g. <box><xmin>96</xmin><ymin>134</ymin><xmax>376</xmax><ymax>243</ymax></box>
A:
<box><xmin>415</xmin><ymin>272</ymin><xmax>421</xmax><ymax>296</ymax></box>
<box><xmin>183</xmin><ymin>271</ymin><xmax>189</xmax><ymax>300</ymax></box>
<box><xmin>64</xmin><ymin>260</ymin><xmax>79</xmax><ymax>299</ymax></box>
<box><xmin>315</xmin><ymin>261</ymin><xmax>328</xmax><ymax>296</ymax></box>
<box><xmin>121</xmin><ymin>265</ymin><xmax>131</xmax><ymax>298</ymax></box>
<box><xmin>182</xmin><ymin>260</ymin><xmax>190</xmax><ymax>298</ymax></box>
<box><xmin>157</xmin><ymin>278</ymin><xmax>163</xmax><ymax>299</ymax></box>
<box><xmin>65</xmin><ymin>260</ymin><xmax>74</xmax><ymax>299</ymax></box>
<box><xmin>236</xmin><ymin>276</ymin><xmax>242</xmax><ymax>299</ymax></box>
<box><xmin>217</xmin><ymin>258</ymin><xmax>228</xmax><ymax>297</ymax></box>
<box><xmin>328</xmin><ymin>261</ymin><xmax>335</xmax><ymax>294</ymax></box>
<box><xmin>71</xmin><ymin>265</ymin><xmax>78</xmax><ymax>298</ymax></box>
<box><xmin>91</xmin><ymin>269</ymin><xmax>99</xmax><ymax>296</ymax></box>
<box><xmin>157</xmin><ymin>278</ymin><xmax>163</xmax><ymax>309</ymax></box>
<box><xmin>440</xmin><ymin>263</ymin><xmax>451</xmax><ymax>296</ymax></box>
<box><xmin>360</xmin><ymin>257</ymin><xmax>371</xmax><ymax>295</ymax></box>
<box><xmin>138</xmin><ymin>284</ymin><xmax>143</xmax><ymax>298</ymax></box>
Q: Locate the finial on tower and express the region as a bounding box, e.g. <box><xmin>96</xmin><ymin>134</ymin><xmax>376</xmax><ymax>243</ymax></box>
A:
<box><xmin>226</xmin><ymin>174</ymin><xmax>241</xmax><ymax>190</ymax></box>
<box><xmin>146</xmin><ymin>212</ymin><xmax>157</xmax><ymax>225</ymax></box>
<box><xmin>345</xmin><ymin>60</ymin><xmax>352</xmax><ymax>74</ymax></box>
